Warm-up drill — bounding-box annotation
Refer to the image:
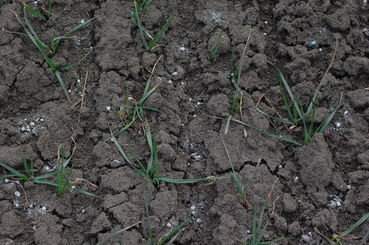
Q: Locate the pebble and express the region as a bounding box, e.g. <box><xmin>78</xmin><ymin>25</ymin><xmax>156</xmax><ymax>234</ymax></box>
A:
<box><xmin>110</xmin><ymin>159</ymin><xmax>122</xmax><ymax>168</ymax></box>
<box><xmin>302</xmin><ymin>234</ymin><xmax>313</xmax><ymax>243</ymax></box>
<box><xmin>41</xmin><ymin>206</ymin><xmax>47</xmax><ymax>211</ymax></box>
<box><xmin>179</xmin><ymin>46</ymin><xmax>186</xmax><ymax>51</ymax></box>
<box><xmin>14</xmin><ymin>191</ymin><xmax>21</xmax><ymax>197</ymax></box>
<box><xmin>195</xmin><ymin>218</ymin><xmax>202</xmax><ymax>223</ymax></box>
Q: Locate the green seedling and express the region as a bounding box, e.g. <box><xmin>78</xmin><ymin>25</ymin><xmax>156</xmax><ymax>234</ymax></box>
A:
<box><xmin>13</xmin><ymin>10</ymin><xmax>93</xmax><ymax>102</ymax></box>
<box><xmin>96</xmin><ymin>191</ymin><xmax>189</xmax><ymax>245</ymax></box>
<box><xmin>135</xmin><ymin>0</ymin><xmax>152</xmax><ymax>12</ymax></box>
<box><xmin>250</xmin><ymin>40</ymin><xmax>342</xmax><ymax>146</ymax></box>
<box><xmin>116</xmin><ymin>78</ymin><xmax>160</xmax><ymax>135</ymax></box>
<box><xmin>208</xmin><ymin>35</ymin><xmax>224</xmax><ymax>62</ymax></box>
<box><xmin>224</xmin><ymin>40</ymin><xmax>343</xmax><ymax>146</ymax></box>
<box><xmin>95</xmin><ymin>221</ymin><xmax>142</xmax><ymax>245</ymax></box>
<box><xmin>132</xmin><ymin>0</ymin><xmax>174</xmax><ymax>51</ymax></box>
<box><xmin>224</xmin><ymin>30</ymin><xmax>251</xmax><ymax>137</ymax></box>
<box><xmin>116</xmin><ymin>59</ymin><xmax>161</xmax><ymax>135</ymax></box>
<box><xmin>53</xmin><ymin>146</ymin><xmax>95</xmax><ymax>197</ymax></box>
<box><xmin>315</xmin><ymin>212</ymin><xmax>369</xmax><ymax>245</ymax></box>
<box><xmin>0</xmin><ymin>143</ymin><xmax>95</xmax><ymax>197</ymax></box>
<box><xmin>220</xmin><ymin>134</ymin><xmax>246</xmax><ymax>199</ymax></box>
<box><xmin>144</xmin><ymin>191</ymin><xmax>190</xmax><ymax>245</ymax></box>
<box><xmin>219</xmin><ymin>143</ymin><xmax>289</xmax><ymax>244</ymax></box>
<box><xmin>21</xmin><ymin>0</ymin><xmax>54</xmax><ymax>21</ymax></box>
<box><xmin>245</xmin><ymin>201</ymin><xmax>289</xmax><ymax>245</ymax></box>
<box><xmin>0</xmin><ymin>153</ymin><xmax>55</xmax><ymax>186</ymax></box>
<box><xmin>111</xmin><ymin>124</ymin><xmax>222</xmax><ymax>186</ymax></box>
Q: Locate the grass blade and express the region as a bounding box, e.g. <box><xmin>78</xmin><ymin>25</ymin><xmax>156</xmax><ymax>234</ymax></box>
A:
<box><xmin>117</xmin><ymin>118</ymin><xmax>137</xmax><ymax>135</ymax></box>
<box><xmin>255</xmin><ymin>108</ymin><xmax>295</xmax><ymax>125</ymax></box>
<box><xmin>157</xmin><ymin>220</ymin><xmax>190</xmax><ymax>245</ymax></box>
<box><xmin>141</xmin><ymin>106</ymin><xmax>160</xmax><ymax>111</ymax></box>
<box><xmin>147</xmin><ymin>14</ymin><xmax>174</xmax><ymax>50</ymax></box>
<box><xmin>0</xmin><ymin>162</ymin><xmax>26</xmax><ymax>179</ymax></box>
<box><xmin>95</xmin><ymin>221</ymin><xmax>142</xmax><ymax>245</ymax></box>
<box><xmin>74</xmin><ymin>188</ymin><xmax>95</xmax><ymax>197</ymax></box>
<box><xmin>157</xmin><ymin>176</ymin><xmax>224</xmax><ymax>184</ymax></box>
<box><xmin>316</xmin><ymin>103</ymin><xmax>344</xmax><ymax>133</ymax></box>
<box><xmin>340</xmin><ymin>212</ymin><xmax>369</xmax><ymax>237</ymax></box>
<box><xmin>32</xmin><ymin>179</ymin><xmax>59</xmax><ymax>186</ymax></box>
<box><xmin>209</xmin><ymin>35</ymin><xmax>224</xmax><ymax>61</ymax></box>
<box><xmin>33</xmin><ymin>171</ymin><xmax>56</xmax><ymax>180</ymax></box>
<box><xmin>52</xmin><ymin>18</ymin><xmax>94</xmax><ymax>53</ymax></box>
<box><xmin>59</xmin><ymin>48</ymin><xmax>92</xmax><ymax>71</ymax></box>
<box><xmin>134</xmin><ymin>1</ymin><xmax>148</xmax><ymax>50</ymax></box>
<box><xmin>276</xmin><ymin>68</ymin><xmax>303</xmax><ymax>120</ymax></box>
<box><xmin>55</xmin><ymin>71</ymin><xmax>71</xmax><ymax>102</ymax></box>
<box><xmin>220</xmin><ymin>134</ymin><xmax>245</xmax><ymax>196</ymax></box>
<box><xmin>111</xmin><ymin>136</ymin><xmax>133</xmax><ymax>166</ymax></box>
<box><xmin>231</xmin><ymin>118</ymin><xmax>303</xmax><ymax>146</ymax></box>
<box><xmin>24</xmin><ymin>5</ymin><xmax>47</xmax><ymax>21</ymax></box>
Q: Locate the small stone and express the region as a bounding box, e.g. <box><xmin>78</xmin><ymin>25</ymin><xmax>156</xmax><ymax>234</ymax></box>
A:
<box><xmin>302</xmin><ymin>234</ymin><xmax>312</xmax><ymax>243</ymax></box>
<box><xmin>106</xmin><ymin>106</ymin><xmax>111</xmax><ymax>111</ymax></box>
<box><xmin>14</xmin><ymin>191</ymin><xmax>21</xmax><ymax>197</ymax></box>
<box><xmin>196</xmin><ymin>218</ymin><xmax>202</xmax><ymax>223</ymax></box>
<box><xmin>110</xmin><ymin>159</ymin><xmax>122</xmax><ymax>168</ymax></box>
<box><xmin>319</xmin><ymin>48</ymin><xmax>323</xmax><ymax>52</ymax></box>
<box><xmin>41</xmin><ymin>206</ymin><xmax>47</xmax><ymax>211</ymax></box>
<box><xmin>347</xmin><ymin>184</ymin><xmax>352</xmax><ymax>190</ymax></box>
<box><xmin>29</xmin><ymin>122</ymin><xmax>35</xmax><ymax>126</ymax></box>
<box><xmin>335</xmin><ymin>122</ymin><xmax>341</xmax><ymax>128</ymax></box>
<box><xmin>190</xmin><ymin>205</ymin><xmax>196</xmax><ymax>211</ymax></box>
<box><xmin>4</xmin><ymin>179</ymin><xmax>9</xmax><ymax>183</ymax></box>
<box><xmin>167</xmin><ymin>79</ymin><xmax>173</xmax><ymax>84</ymax></box>
<box><xmin>172</xmin><ymin>71</ymin><xmax>178</xmax><ymax>76</ymax></box>
<box><xmin>179</xmin><ymin>46</ymin><xmax>186</xmax><ymax>51</ymax></box>
<box><xmin>309</xmin><ymin>40</ymin><xmax>318</xmax><ymax>46</ymax></box>
<box><xmin>166</xmin><ymin>222</ymin><xmax>172</xmax><ymax>228</ymax></box>
<box><xmin>264</xmin><ymin>20</ymin><xmax>268</xmax><ymax>24</ymax></box>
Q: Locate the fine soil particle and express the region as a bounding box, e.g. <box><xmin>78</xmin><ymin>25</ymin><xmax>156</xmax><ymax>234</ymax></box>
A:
<box><xmin>1</xmin><ymin>0</ymin><xmax>369</xmax><ymax>244</ymax></box>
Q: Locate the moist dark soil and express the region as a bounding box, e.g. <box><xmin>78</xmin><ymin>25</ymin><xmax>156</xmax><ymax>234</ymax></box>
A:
<box><xmin>1</xmin><ymin>0</ymin><xmax>369</xmax><ymax>244</ymax></box>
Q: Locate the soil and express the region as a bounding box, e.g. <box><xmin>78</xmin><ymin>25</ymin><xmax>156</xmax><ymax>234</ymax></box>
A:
<box><xmin>1</xmin><ymin>0</ymin><xmax>369</xmax><ymax>244</ymax></box>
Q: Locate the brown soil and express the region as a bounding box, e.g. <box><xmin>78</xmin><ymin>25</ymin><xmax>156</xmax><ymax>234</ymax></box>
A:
<box><xmin>1</xmin><ymin>0</ymin><xmax>369</xmax><ymax>244</ymax></box>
